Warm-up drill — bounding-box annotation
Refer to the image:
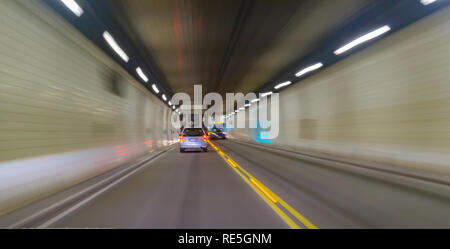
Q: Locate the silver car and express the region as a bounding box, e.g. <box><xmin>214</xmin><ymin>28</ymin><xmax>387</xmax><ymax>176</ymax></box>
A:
<box><xmin>180</xmin><ymin>128</ymin><xmax>208</xmax><ymax>152</ymax></box>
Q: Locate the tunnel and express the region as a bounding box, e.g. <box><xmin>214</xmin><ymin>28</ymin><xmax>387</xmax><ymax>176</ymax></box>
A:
<box><xmin>0</xmin><ymin>0</ymin><xmax>449</xmax><ymax>231</ymax></box>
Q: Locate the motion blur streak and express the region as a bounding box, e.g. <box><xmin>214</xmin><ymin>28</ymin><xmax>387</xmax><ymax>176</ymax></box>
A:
<box><xmin>102</xmin><ymin>31</ymin><xmax>130</xmax><ymax>63</ymax></box>
<box><xmin>60</xmin><ymin>0</ymin><xmax>83</xmax><ymax>17</ymax></box>
<box><xmin>333</xmin><ymin>25</ymin><xmax>391</xmax><ymax>55</ymax></box>
<box><xmin>0</xmin><ymin>0</ymin><xmax>177</xmax><ymax>216</ymax></box>
<box><xmin>0</xmin><ymin>0</ymin><xmax>449</xmax><ymax>229</ymax></box>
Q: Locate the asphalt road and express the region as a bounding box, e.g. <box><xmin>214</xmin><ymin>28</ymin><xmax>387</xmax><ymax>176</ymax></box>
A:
<box><xmin>52</xmin><ymin>142</ymin><xmax>288</xmax><ymax>228</ymax></box>
<box><xmin>214</xmin><ymin>140</ymin><xmax>450</xmax><ymax>228</ymax></box>
<box><xmin>51</xmin><ymin>139</ymin><xmax>450</xmax><ymax>228</ymax></box>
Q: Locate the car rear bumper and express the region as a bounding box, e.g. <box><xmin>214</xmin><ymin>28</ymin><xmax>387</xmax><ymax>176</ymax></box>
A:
<box><xmin>180</xmin><ymin>142</ymin><xmax>208</xmax><ymax>149</ymax></box>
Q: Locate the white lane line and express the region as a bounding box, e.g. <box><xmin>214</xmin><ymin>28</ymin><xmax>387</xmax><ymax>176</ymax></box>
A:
<box><xmin>38</xmin><ymin>147</ymin><xmax>176</xmax><ymax>228</ymax></box>
<box><xmin>10</xmin><ymin>146</ymin><xmax>175</xmax><ymax>228</ymax></box>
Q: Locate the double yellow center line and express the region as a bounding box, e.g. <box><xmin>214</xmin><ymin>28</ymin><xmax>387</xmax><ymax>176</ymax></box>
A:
<box><xmin>208</xmin><ymin>141</ymin><xmax>318</xmax><ymax>229</ymax></box>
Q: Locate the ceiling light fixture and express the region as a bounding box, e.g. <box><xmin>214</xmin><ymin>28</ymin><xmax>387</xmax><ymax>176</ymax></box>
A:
<box><xmin>152</xmin><ymin>84</ymin><xmax>160</xmax><ymax>94</ymax></box>
<box><xmin>60</xmin><ymin>0</ymin><xmax>83</xmax><ymax>17</ymax></box>
<box><xmin>420</xmin><ymin>0</ymin><xmax>437</xmax><ymax>5</ymax></box>
<box><xmin>295</xmin><ymin>63</ymin><xmax>323</xmax><ymax>77</ymax></box>
<box><xmin>103</xmin><ymin>31</ymin><xmax>129</xmax><ymax>62</ymax></box>
<box><xmin>334</xmin><ymin>25</ymin><xmax>391</xmax><ymax>55</ymax></box>
<box><xmin>274</xmin><ymin>81</ymin><xmax>292</xmax><ymax>90</ymax></box>
<box><xmin>136</xmin><ymin>67</ymin><xmax>149</xmax><ymax>82</ymax></box>
<box><xmin>261</xmin><ymin>92</ymin><xmax>273</xmax><ymax>98</ymax></box>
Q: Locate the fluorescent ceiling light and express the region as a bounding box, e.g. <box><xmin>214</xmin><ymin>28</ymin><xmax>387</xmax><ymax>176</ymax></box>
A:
<box><xmin>103</xmin><ymin>31</ymin><xmax>129</xmax><ymax>62</ymax></box>
<box><xmin>162</xmin><ymin>94</ymin><xmax>167</xmax><ymax>101</ymax></box>
<box><xmin>136</xmin><ymin>67</ymin><xmax>149</xmax><ymax>82</ymax></box>
<box><xmin>152</xmin><ymin>84</ymin><xmax>160</xmax><ymax>94</ymax></box>
<box><xmin>334</xmin><ymin>25</ymin><xmax>391</xmax><ymax>55</ymax></box>
<box><xmin>274</xmin><ymin>81</ymin><xmax>292</xmax><ymax>90</ymax></box>
<box><xmin>251</xmin><ymin>98</ymin><xmax>260</xmax><ymax>103</ymax></box>
<box><xmin>295</xmin><ymin>63</ymin><xmax>323</xmax><ymax>77</ymax></box>
<box><xmin>239</xmin><ymin>107</ymin><xmax>244</xmax><ymax>110</ymax></box>
<box><xmin>421</xmin><ymin>0</ymin><xmax>436</xmax><ymax>5</ymax></box>
<box><xmin>261</xmin><ymin>92</ymin><xmax>273</xmax><ymax>98</ymax></box>
<box><xmin>172</xmin><ymin>106</ymin><xmax>176</xmax><ymax>110</ymax></box>
<box><xmin>168</xmin><ymin>101</ymin><xmax>173</xmax><ymax>105</ymax></box>
<box><xmin>244</xmin><ymin>104</ymin><xmax>251</xmax><ymax>107</ymax></box>
<box><xmin>60</xmin><ymin>0</ymin><xmax>83</xmax><ymax>17</ymax></box>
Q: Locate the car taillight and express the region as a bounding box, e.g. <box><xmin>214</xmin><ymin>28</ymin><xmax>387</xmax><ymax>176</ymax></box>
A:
<box><xmin>180</xmin><ymin>135</ymin><xmax>183</xmax><ymax>142</ymax></box>
<box><xmin>203</xmin><ymin>134</ymin><xmax>207</xmax><ymax>142</ymax></box>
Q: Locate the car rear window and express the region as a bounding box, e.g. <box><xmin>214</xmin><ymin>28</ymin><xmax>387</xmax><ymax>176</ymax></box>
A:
<box><xmin>183</xmin><ymin>128</ymin><xmax>204</xmax><ymax>136</ymax></box>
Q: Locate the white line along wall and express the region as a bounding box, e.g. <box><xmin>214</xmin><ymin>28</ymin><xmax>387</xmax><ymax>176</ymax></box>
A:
<box><xmin>0</xmin><ymin>0</ymin><xmax>177</xmax><ymax>215</ymax></box>
<box><xmin>230</xmin><ymin>6</ymin><xmax>450</xmax><ymax>179</ymax></box>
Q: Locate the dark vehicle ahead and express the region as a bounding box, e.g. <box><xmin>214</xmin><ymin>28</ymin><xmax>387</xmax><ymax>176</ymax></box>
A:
<box><xmin>209</xmin><ymin>127</ymin><xmax>226</xmax><ymax>139</ymax></box>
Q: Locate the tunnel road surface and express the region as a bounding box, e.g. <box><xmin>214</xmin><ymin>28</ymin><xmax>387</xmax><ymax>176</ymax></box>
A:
<box><xmin>51</xmin><ymin>142</ymin><xmax>288</xmax><ymax>229</ymax></box>
<box><xmin>50</xmin><ymin>139</ymin><xmax>450</xmax><ymax>228</ymax></box>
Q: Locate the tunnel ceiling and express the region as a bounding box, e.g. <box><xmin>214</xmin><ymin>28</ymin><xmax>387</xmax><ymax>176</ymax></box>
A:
<box><xmin>105</xmin><ymin>0</ymin><xmax>376</xmax><ymax>97</ymax></box>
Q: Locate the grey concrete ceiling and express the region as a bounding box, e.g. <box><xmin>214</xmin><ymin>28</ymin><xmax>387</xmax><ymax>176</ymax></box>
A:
<box><xmin>106</xmin><ymin>0</ymin><xmax>375</xmax><ymax>97</ymax></box>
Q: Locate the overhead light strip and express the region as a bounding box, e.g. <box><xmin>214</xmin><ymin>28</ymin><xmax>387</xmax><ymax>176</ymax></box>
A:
<box><xmin>295</xmin><ymin>63</ymin><xmax>323</xmax><ymax>78</ymax></box>
<box><xmin>152</xmin><ymin>84</ymin><xmax>160</xmax><ymax>94</ymax></box>
<box><xmin>136</xmin><ymin>67</ymin><xmax>149</xmax><ymax>82</ymax></box>
<box><xmin>263</xmin><ymin>25</ymin><xmax>394</xmax><ymax>94</ymax></box>
<box><xmin>59</xmin><ymin>1</ymin><xmax>175</xmax><ymax>109</ymax></box>
<box><xmin>60</xmin><ymin>0</ymin><xmax>83</xmax><ymax>17</ymax></box>
<box><xmin>103</xmin><ymin>31</ymin><xmax>129</xmax><ymax>62</ymax></box>
<box><xmin>274</xmin><ymin>81</ymin><xmax>292</xmax><ymax>90</ymax></box>
<box><xmin>334</xmin><ymin>25</ymin><xmax>391</xmax><ymax>55</ymax></box>
<box><xmin>421</xmin><ymin>0</ymin><xmax>437</xmax><ymax>5</ymax></box>
<box><xmin>261</xmin><ymin>92</ymin><xmax>273</xmax><ymax>98</ymax></box>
